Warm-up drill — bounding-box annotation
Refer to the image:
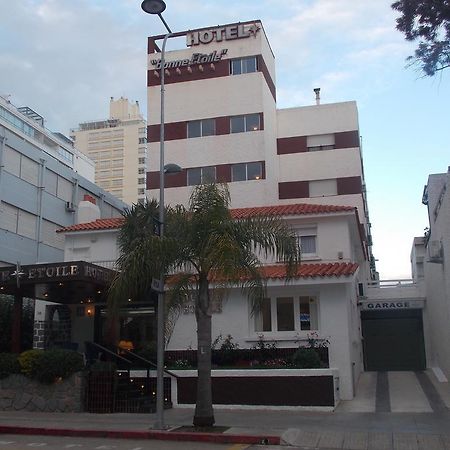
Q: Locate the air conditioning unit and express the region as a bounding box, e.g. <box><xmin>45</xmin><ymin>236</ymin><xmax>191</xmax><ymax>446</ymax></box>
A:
<box><xmin>65</xmin><ymin>201</ymin><xmax>76</xmax><ymax>212</ymax></box>
<box><xmin>428</xmin><ymin>240</ymin><xmax>443</xmax><ymax>263</ymax></box>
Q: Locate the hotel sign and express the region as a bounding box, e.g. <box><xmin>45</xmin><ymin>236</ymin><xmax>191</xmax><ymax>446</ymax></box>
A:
<box><xmin>151</xmin><ymin>49</ymin><xmax>228</xmax><ymax>70</ymax></box>
<box><xmin>360</xmin><ymin>300</ymin><xmax>424</xmax><ymax>310</ymax></box>
<box><xmin>0</xmin><ymin>261</ymin><xmax>114</xmax><ymax>285</ymax></box>
<box><xmin>187</xmin><ymin>23</ymin><xmax>260</xmax><ymax>47</ymax></box>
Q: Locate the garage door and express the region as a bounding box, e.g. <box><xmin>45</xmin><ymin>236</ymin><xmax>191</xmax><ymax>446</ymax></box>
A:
<box><xmin>361</xmin><ymin>309</ymin><xmax>426</xmax><ymax>371</ymax></box>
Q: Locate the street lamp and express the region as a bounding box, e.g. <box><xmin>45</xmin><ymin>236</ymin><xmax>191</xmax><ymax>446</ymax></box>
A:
<box><xmin>141</xmin><ymin>0</ymin><xmax>175</xmax><ymax>430</ymax></box>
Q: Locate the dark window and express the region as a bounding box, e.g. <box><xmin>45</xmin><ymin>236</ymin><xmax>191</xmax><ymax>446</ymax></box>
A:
<box><xmin>277</xmin><ymin>297</ymin><xmax>295</xmax><ymax>331</ymax></box>
<box><xmin>232</xmin><ymin>162</ymin><xmax>262</xmax><ymax>182</ymax></box>
<box><xmin>231</xmin><ymin>114</ymin><xmax>260</xmax><ymax>133</ymax></box>
<box><xmin>187</xmin><ymin>119</ymin><xmax>215</xmax><ymax>138</ymax></box>
<box><xmin>187</xmin><ymin>166</ymin><xmax>216</xmax><ymax>186</ymax></box>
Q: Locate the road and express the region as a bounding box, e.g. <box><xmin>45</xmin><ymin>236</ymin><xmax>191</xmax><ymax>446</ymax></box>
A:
<box><xmin>0</xmin><ymin>435</ymin><xmax>287</xmax><ymax>450</ymax></box>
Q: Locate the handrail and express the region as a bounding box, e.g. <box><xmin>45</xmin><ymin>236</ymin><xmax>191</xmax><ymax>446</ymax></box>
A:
<box><xmin>120</xmin><ymin>348</ymin><xmax>179</xmax><ymax>379</ymax></box>
<box><xmin>86</xmin><ymin>341</ymin><xmax>133</xmax><ymax>365</ymax></box>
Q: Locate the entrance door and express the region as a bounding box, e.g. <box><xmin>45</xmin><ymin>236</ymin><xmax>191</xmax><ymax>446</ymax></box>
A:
<box><xmin>361</xmin><ymin>309</ymin><xmax>426</xmax><ymax>371</ymax></box>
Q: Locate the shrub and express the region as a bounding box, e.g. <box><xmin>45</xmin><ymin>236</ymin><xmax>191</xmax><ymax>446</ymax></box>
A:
<box><xmin>0</xmin><ymin>353</ymin><xmax>20</xmax><ymax>379</ymax></box>
<box><xmin>291</xmin><ymin>348</ymin><xmax>322</xmax><ymax>369</ymax></box>
<box><xmin>18</xmin><ymin>349</ymin><xmax>44</xmax><ymax>377</ymax></box>
<box><xmin>32</xmin><ymin>350</ymin><xmax>84</xmax><ymax>384</ymax></box>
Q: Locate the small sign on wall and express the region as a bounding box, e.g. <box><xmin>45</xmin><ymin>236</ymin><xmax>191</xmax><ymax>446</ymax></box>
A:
<box><xmin>360</xmin><ymin>300</ymin><xmax>424</xmax><ymax>311</ymax></box>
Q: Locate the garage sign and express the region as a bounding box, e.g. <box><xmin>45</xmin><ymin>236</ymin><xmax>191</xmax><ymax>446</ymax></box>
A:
<box><xmin>360</xmin><ymin>300</ymin><xmax>424</xmax><ymax>310</ymax></box>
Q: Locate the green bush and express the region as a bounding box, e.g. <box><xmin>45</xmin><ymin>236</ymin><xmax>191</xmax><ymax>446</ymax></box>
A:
<box><xmin>291</xmin><ymin>348</ymin><xmax>322</xmax><ymax>368</ymax></box>
<box><xmin>18</xmin><ymin>349</ymin><xmax>84</xmax><ymax>384</ymax></box>
<box><xmin>18</xmin><ymin>349</ymin><xmax>44</xmax><ymax>377</ymax></box>
<box><xmin>0</xmin><ymin>353</ymin><xmax>20</xmax><ymax>379</ymax></box>
<box><xmin>32</xmin><ymin>350</ymin><xmax>84</xmax><ymax>384</ymax></box>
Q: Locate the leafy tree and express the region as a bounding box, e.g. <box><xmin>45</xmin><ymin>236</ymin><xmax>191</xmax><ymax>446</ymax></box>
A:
<box><xmin>109</xmin><ymin>183</ymin><xmax>300</xmax><ymax>427</ymax></box>
<box><xmin>392</xmin><ymin>0</ymin><xmax>450</xmax><ymax>76</ymax></box>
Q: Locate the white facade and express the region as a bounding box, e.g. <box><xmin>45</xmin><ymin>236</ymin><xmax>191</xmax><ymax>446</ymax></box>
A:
<box><xmin>417</xmin><ymin>168</ymin><xmax>450</xmax><ymax>380</ymax></box>
<box><xmin>71</xmin><ymin>97</ymin><xmax>147</xmax><ymax>206</ymax></box>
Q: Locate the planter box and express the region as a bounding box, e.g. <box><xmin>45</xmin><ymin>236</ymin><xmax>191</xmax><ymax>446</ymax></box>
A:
<box><xmin>130</xmin><ymin>368</ymin><xmax>339</xmax><ymax>410</ymax></box>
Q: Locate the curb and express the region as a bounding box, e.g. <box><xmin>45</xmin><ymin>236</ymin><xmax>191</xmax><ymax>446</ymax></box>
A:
<box><xmin>0</xmin><ymin>426</ymin><xmax>280</xmax><ymax>445</ymax></box>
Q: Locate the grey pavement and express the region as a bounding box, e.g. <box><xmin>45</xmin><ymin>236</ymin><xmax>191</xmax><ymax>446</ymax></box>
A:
<box><xmin>0</xmin><ymin>370</ymin><xmax>449</xmax><ymax>449</ymax></box>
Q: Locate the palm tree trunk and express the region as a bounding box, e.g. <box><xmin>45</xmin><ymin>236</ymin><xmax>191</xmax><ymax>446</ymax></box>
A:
<box><xmin>193</xmin><ymin>276</ymin><xmax>215</xmax><ymax>427</ymax></box>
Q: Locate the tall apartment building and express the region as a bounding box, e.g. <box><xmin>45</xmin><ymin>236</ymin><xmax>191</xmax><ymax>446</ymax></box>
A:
<box><xmin>71</xmin><ymin>97</ymin><xmax>148</xmax><ymax>206</ymax></box>
<box><xmin>146</xmin><ymin>20</ymin><xmax>375</xmax><ymax>277</ymax></box>
<box><xmin>0</xmin><ymin>95</ymin><xmax>126</xmax><ymax>266</ymax></box>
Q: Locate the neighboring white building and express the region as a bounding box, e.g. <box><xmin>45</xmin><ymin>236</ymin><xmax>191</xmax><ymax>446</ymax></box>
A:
<box><xmin>413</xmin><ymin>168</ymin><xmax>450</xmax><ymax>381</ymax></box>
<box><xmin>71</xmin><ymin>97</ymin><xmax>148</xmax><ymax>206</ymax></box>
<box><xmin>56</xmin><ymin>199</ymin><xmax>367</xmax><ymax>400</ymax></box>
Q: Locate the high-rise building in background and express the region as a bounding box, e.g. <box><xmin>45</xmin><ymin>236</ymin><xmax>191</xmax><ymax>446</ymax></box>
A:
<box><xmin>71</xmin><ymin>97</ymin><xmax>147</xmax><ymax>206</ymax></box>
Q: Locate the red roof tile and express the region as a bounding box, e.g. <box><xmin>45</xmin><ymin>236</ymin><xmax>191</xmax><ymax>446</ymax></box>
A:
<box><xmin>231</xmin><ymin>203</ymin><xmax>355</xmax><ymax>219</ymax></box>
<box><xmin>58</xmin><ymin>203</ymin><xmax>355</xmax><ymax>233</ymax></box>
<box><xmin>260</xmin><ymin>262</ymin><xmax>359</xmax><ymax>279</ymax></box>
<box><xmin>57</xmin><ymin>218</ymin><xmax>124</xmax><ymax>233</ymax></box>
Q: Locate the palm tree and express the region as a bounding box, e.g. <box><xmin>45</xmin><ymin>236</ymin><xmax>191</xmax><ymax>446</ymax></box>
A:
<box><xmin>109</xmin><ymin>183</ymin><xmax>300</xmax><ymax>427</ymax></box>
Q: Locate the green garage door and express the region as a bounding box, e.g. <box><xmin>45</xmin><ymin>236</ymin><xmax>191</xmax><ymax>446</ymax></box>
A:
<box><xmin>361</xmin><ymin>309</ymin><xmax>426</xmax><ymax>371</ymax></box>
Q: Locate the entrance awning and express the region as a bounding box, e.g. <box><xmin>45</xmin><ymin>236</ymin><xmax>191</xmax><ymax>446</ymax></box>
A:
<box><xmin>0</xmin><ymin>261</ymin><xmax>116</xmax><ymax>304</ymax></box>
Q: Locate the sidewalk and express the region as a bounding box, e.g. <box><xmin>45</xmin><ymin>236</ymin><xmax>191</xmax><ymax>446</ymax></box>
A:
<box><xmin>1</xmin><ymin>408</ymin><xmax>450</xmax><ymax>449</ymax></box>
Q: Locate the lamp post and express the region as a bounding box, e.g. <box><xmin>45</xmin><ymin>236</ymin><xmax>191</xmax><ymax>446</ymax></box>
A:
<box><xmin>141</xmin><ymin>0</ymin><xmax>175</xmax><ymax>430</ymax></box>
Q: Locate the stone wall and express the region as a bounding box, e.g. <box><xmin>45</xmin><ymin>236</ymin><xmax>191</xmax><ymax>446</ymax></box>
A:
<box><xmin>0</xmin><ymin>372</ymin><xmax>84</xmax><ymax>412</ymax></box>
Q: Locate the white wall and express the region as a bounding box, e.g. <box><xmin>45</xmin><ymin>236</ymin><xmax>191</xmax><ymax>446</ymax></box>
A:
<box><xmin>64</xmin><ymin>230</ymin><xmax>119</xmax><ymax>263</ymax></box>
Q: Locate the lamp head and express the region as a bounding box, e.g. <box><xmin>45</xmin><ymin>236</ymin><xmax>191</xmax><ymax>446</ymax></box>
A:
<box><xmin>141</xmin><ymin>0</ymin><xmax>166</xmax><ymax>14</ymax></box>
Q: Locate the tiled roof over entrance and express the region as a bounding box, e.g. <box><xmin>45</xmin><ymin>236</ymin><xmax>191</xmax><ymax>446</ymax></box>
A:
<box><xmin>261</xmin><ymin>262</ymin><xmax>359</xmax><ymax>279</ymax></box>
<box><xmin>57</xmin><ymin>218</ymin><xmax>124</xmax><ymax>233</ymax></box>
<box><xmin>231</xmin><ymin>204</ymin><xmax>355</xmax><ymax>219</ymax></box>
<box><xmin>58</xmin><ymin>203</ymin><xmax>355</xmax><ymax>233</ymax></box>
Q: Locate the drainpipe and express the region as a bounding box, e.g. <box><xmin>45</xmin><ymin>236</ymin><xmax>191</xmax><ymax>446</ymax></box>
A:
<box><xmin>0</xmin><ymin>129</ymin><xmax>6</xmax><ymax>204</ymax></box>
<box><xmin>36</xmin><ymin>158</ymin><xmax>46</xmax><ymax>262</ymax></box>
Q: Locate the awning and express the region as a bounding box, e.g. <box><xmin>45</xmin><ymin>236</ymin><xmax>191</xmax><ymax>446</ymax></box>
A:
<box><xmin>0</xmin><ymin>261</ymin><xmax>116</xmax><ymax>304</ymax></box>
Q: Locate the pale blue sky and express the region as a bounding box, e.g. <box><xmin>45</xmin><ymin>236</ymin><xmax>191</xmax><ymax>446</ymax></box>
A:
<box><xmin>0</xmin><ymin>0</ymin><xmax>448</xmax><ymax>279</ymax></box>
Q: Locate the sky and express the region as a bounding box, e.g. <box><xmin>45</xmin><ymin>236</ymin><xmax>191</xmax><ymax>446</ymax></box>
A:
<box><xmin>0</xmin><ymin>0</ymin><xmax>448</xmax><ymax>280</ymax></box>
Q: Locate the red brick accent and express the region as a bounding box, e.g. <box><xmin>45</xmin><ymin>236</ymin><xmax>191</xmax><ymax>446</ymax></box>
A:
<box><xmin>216</xmin><ymin>116</ymin><xmax>230</xmax><ymax>135</ymax></box>
<box><xmin>216</xmin><ymin>164</ymin><xmax>232</xmax><ymax>183</ymax></box>
<box><xmin>278</xmin><ymin>181</ymin><xmax>309</xmax><ymax>199</ymax></box>
<box><xmin>82</xmin><ymin>194</ymin><xmax>96</xmax><ymax>205</ymax></box>
<box><xmin>257</xmin><ymin>55</ymin><xmax>276</xmax><ymax>100</ymax></box>
<box><xmin>148</xmin><ymin>122</ymin><xmax>187</xmax><ymax>143</ymax></box>
<box><xmin>335</xmin><ymin>130</ymin><xmax>360</xmax><ymax>149</ymax></box>
<box><xmin>337</xmin><ymin>176</ymin><xmax>362</xmax><ymax>195</ymax></box>
<box><xmin>277</xmin><ymin>136</ymin><xmax>308</xmax><ymax>155</ymax></box>
<box><xmin>147</xmin><ymin>59</ymin><xmax>230</xmax><ymax>87</ymax></box>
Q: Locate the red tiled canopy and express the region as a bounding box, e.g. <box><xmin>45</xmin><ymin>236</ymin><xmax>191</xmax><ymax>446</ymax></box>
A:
<box><xmin>260</xmin><ymin>262</ymin><xmax>359</xmax><ymax>279</ymax></box>
<box><xmin>58</xmin><ymin>203</ymin><xmax>355</xmax><ymax>233</ymax></box>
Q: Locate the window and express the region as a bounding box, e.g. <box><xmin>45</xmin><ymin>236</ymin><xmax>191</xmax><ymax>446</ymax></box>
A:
<box><xmin>187</xmin><ymin>119</ymin><xmax>215</xmax><ymax>138</ymax></box>
<box><xmin>231</xmin><ymin>162</ymin><xmax>263</xmax><ymax>182</ymax></box>
<box><xmin>300</xmin><ymin>296</ymin><xmax>318</xmax><ymax>330</ymax></box>
<box><xmin>187</xmin><ymin>166</ymin><xmax>216</xmax><ymax>186</ymax></box>
<box><xmin>230</xmin><ymin>113</ymin><xmax>260</xmax><ymax>133</ymax></box>
<box><xmin>138</xmin><ymin>168</ymin><xmax>145</xmax><ymax>174</ymax></box>
<box><xmin>42</xmin><ymin>220</ymin><xmax>65</xmax><ymax>250</ymax></box>
<box><xmin>138</xmin><ymin>178</ymin><xmax>145</xmax><ymax>185</ymax></box>
<box><xmin>231</xmin><ymin>56</ymin><xmax>257</xmax><ymax>75</ymax></box>
<box><xmin>138</xmin><ymin>157</ymin><xmax>146</xmax><ymax>165</ymax></box>
<box><xmin>138</xmin><ymin>137</ymin><xmax>147</xmax><ymax>144</ymax></box>
<box><xmin>309</xmin><ymin>179</ymin><xmax>337</xmax><ymax>197</ymax></box>
<box><xmin>276</xmin><ymin>297</ymin><xmax>295</xmax><ymax>331</ymax></box>
<box><xmin>138</xmin><ymin>188</ymin><xmax>145</xmax><ymax>195</ymax></box>
<box><xmin>307</xmin><ymin>134</ymin><xmax>335</xmax><ymax>151</ymax></box>
<box><xmin>297</xmin><ymin>227</ymin><xmax>317</xmax><ymax>255</ymax></box>
<box><xmin>254</xmin><ymin>296</ymin><xmax>318</xmax><ymax>333</ymax></box>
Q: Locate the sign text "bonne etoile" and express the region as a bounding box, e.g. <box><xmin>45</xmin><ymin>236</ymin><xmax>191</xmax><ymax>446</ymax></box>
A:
<box><xmin>187</xmin><ymin>23</ymin><xmax>260</xmax><ymax>47</ymax></box>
